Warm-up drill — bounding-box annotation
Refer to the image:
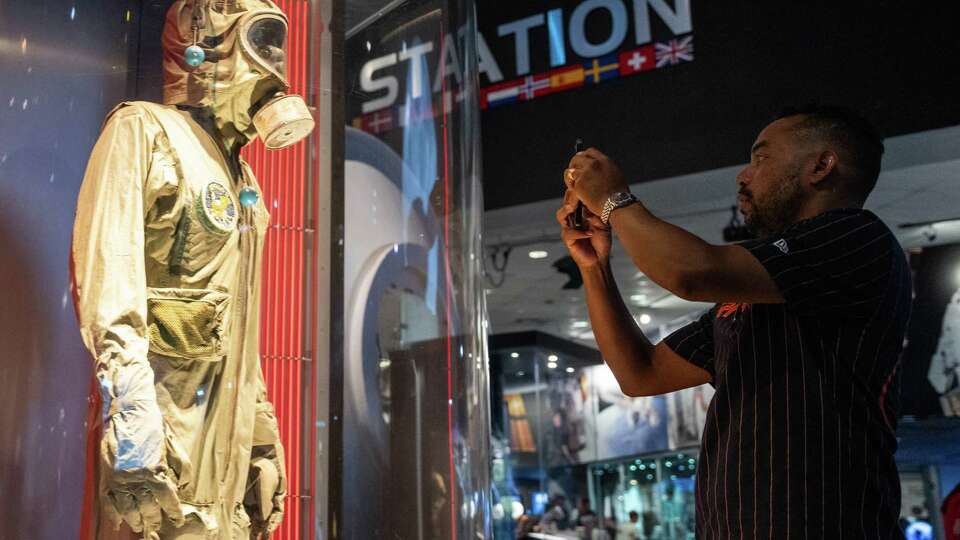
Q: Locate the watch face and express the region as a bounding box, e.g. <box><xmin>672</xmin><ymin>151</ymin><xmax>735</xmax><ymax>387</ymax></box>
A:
<box><xmin>613</xmin><ymin>192</ymin><xmax>634</xmax><ymax>205</ymax></box>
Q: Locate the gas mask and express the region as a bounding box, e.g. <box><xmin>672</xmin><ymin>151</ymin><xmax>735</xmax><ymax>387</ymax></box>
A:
<box><xmin>162</xmin><ymin>0</ymin><xmax>314</xmax><ymax>149</ymax></box>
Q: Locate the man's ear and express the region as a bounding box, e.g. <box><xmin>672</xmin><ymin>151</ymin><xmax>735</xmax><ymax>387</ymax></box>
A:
<box><xmin>809</xmin><ymin>150</ymin><xmax>838</xmax><ymax>186</ymax></box>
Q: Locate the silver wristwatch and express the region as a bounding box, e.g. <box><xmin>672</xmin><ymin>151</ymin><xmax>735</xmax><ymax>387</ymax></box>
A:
<box><xmin>601</xmin><ymin>192</ymin><xmax>637</xmax><ymax>224</ymax></box>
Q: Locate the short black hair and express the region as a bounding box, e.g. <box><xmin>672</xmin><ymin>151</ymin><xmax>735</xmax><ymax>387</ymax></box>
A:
<box><xmin>776</xmin><ymin>104</ymin><xmax>884</xmax><ymax>201</ymax></box>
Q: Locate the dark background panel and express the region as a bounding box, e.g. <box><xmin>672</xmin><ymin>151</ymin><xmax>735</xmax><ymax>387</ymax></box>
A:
<box><xmin>0</xmin><ymin>1</ymin><xmax>142</xmax><ymax>537</ymax></box>
<box><xmin>478</xmin><ymin>1</ymin><xmax>960</xmax><ymax>209</ymax></box>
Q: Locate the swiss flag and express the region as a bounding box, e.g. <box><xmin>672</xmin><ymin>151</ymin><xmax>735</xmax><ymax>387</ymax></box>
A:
<box><xmin>619</xmin><ymin>45</ymin><xmax>655</xmax><ymax>76</ymax></box>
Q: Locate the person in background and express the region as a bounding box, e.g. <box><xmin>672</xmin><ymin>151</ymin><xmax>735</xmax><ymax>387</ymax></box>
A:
<box><xmin>572</xmin><ymin>496</ymin><xmax>598</xmax><ymax>538</ymax></box>
<box><xmin>538</xmin><ymin>495</ymin><xmax>569</xmax><ymax>532</ymax></box>
<box><xmin>573</xmin><ymin>496</ymin><xmax>598</xmax><ymax>525</ymax></box>
<box><xmin>617</xmin><ymin>510</ymin><xmax>640</xmax><ymax>540</ymax></box>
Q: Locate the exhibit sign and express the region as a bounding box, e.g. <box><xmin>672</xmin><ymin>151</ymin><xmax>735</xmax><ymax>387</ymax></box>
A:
<box><xmin>350</xmin><ymin>0</ymin><xmax>693</xmax><ymax>132</ymax></box>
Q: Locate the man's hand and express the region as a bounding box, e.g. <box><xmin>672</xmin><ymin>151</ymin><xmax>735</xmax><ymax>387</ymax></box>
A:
<box><xmin>564</xmin><ymin>148</ymin><xmax>629</xmax><ymax>215</ymax></box>
<box><xmin>556</xmin><ymin>189</ymin><xmax>611</xmax><ymax>269</ymax></box>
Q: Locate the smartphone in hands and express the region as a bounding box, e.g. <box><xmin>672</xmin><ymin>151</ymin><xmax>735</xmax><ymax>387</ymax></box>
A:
<box><xmin>567</xmin><ymin>138</ymin><xmax>588</xmax><ymax>230</ymax></box>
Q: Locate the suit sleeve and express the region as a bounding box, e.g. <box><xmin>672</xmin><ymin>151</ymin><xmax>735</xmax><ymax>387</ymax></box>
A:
<box><xmin>248</xmin><ymin>370</ymin><xmax>288</xmax><ymax>531</ymax></box>
<box><xmin>72</xmin><ymin>105</ymin><xmax>165</xmax><ymax>472</ymax></box>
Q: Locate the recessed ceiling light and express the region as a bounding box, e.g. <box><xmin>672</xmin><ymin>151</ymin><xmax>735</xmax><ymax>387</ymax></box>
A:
<box><xmin>639</xmin><ymin>313</ymin><xmax>652</xmax><ymax>324</ymax></box>
<box><xmin>547</xmin><ymin>362</ymin><xmax>558</xmax><ymax>369</ymax></box>
<box><xmin>528</xmin><ymin>250</ymin><xmax>549</xmax><ymax>259</ymax></box>
<box><xmin>510</xmin><ymin>352</ymin><xmax>519</xmax><ymax>358</ymax></box>
<box><xmin>565</xmin><ymin>367</ymin><xmax>575</xmax><ymax>373</ymax></box>
<box><xmin>571</xmin><ymin>320</ymin><xmax>589</xmax><ymax>328</ymax></box>
<box><xmin>547</xmin><ymin>354</ymin><xmax>558</xmax><ymax>362</ymax></box>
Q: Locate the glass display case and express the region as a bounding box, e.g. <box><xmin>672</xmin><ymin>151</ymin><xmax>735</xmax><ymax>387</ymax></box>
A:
<box><xmin>0</xmin><ymin>0</ymin><xmax>491</xmax><ymax>538</ymax></box>
<box><xmin>338</xmin><ymin>0</ymin><xmax>491</xmax><ymax>537</ymax></box>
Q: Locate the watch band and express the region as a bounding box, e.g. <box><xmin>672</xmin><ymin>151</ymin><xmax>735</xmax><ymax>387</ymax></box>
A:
<box><xmin>601</xmin><ymin>192</ymin><xmax>637</xmax><ymax>224</ymax></box>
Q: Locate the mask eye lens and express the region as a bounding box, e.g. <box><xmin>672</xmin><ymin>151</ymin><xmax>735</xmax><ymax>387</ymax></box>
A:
<box><xmin>247</xmin><ymin>17</ymin><xmax>287</xmax><ymax>75</ymax></box>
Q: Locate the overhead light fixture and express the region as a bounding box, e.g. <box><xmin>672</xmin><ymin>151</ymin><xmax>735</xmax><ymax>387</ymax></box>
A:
<box><xmin>528</xmin><ymin>250</ymin><xmax>549</xmax><ymax>259</ymax></box>
<box><xmin>639</xmin><ymin>314</ymin><xmax>652</xmax><ymax>325</ymax></box>
<box><xmin>510</xmin><ymin>352</ymin><xmax>519</xmax><ymax>358</ymax></box>
<box><xmin>565</xmin><ymin>367</ymin><xmax>575</xmax><ymax>373</ymax></box>
<box><xmin>547</xmin><ymin>362</ymin><xmax>558</xmax><ymax>369</ymax></box>
<box><xmin>571</xmin><ymin>320</ymin><xmax>589</xmax><ymax>329</ymax></box>
<box><xmin>547</xmin><ymin>354</ymin><xmax>558</xmax><ymax>362</ymax></box>
<box><xmin>630</xmin><ymin>294</ymin><xmax>648</xmax><ymax>304</ymax></box>
<box><xmin>517</xmin><ymin>371</ymin><xmax>525</xmax><ymax>377</ymax></box>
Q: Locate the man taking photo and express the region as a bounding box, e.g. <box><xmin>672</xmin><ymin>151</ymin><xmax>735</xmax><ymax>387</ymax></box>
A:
<box><xmin>557</xmin><ymin>105</ymin><xmax>912</xmax><ymax>538</ymax></box>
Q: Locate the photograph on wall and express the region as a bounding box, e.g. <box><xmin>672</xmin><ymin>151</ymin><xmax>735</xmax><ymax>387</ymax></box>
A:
<box><xmin>544</xmin><ymin>369</ymin><xmax>596</xmax><ymax>466</ymax></box>
<box><xmin>587</xmin><ymin>366</ymin><xmax>668</xmax><ymax>460</ymax></box>
<box><xmin>930</xmin><ymin>287</ymin><xmax>960</xmax><ymax>416</ymax></box>
<box><xmin>666</xmin><ymin>384</ymin><xmax>715</xmax><ymax>449</ymax></box>
<box><xmin>901</xmin><ymin>244</ymin><xmax>960</xmax><ymax>418</ymax></box>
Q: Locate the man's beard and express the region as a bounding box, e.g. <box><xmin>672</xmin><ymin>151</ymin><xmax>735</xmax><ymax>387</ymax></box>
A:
<box><xmin>741</xmin><ymin>168</ymin><xmax>804</xmax><ymax>237</ymax></box>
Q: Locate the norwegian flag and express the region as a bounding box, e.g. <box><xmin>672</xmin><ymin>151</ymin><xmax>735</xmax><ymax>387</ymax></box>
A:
<box><xmin>655</xmin><ymin>35</ymin><xmax>694</xmax><ymax>67</ymax></box>
<box><xmin>517</xmin><ymin>73</ymin><xmax>552</xmax><ymax>101</ymax></box>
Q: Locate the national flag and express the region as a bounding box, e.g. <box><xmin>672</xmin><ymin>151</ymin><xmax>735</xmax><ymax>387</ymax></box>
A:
<box><xmin>619</xmin><ymin>45</ymin><xmax>655</xmax><ymax>76</ymax></box>
<box><xmin>655</xmin><ymin>35</ymin><xmax>694</xmax><ymax>68</ymax></box>
<box><xmin>517</xmin><ymin>73</ymin><xmax>552</xmax><ymax>101</ymax></box>
<box><xmin>547</xmin><ymin>65</ymin><xmax>585</xmax><ymax>93</ymax></box>
<box><xmin>481</xmin><ymin>79</ymin><xmax>523</xmax><ymax>109</ymax></box>
<box><xmin>362</xmin><ymin>108</ymin><xmax>394</xmax><ymax>134</ymax></box>
<box><xmin>583</xmin><ymin>54</ymin><xmax>620</xmax><ymax>84</ymax></box>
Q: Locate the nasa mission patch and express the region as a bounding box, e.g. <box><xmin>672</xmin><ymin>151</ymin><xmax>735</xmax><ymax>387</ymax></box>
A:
<box><xmin>196</xmin><ymin>181</ymin><xmax>238</xmax><ymax>235</ymax></box>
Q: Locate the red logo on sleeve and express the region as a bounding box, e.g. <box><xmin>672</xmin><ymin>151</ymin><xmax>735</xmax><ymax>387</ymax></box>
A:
<box><xmin>717</xmin><ymin>303</ymin><xmax>750</xmax><ymax>319</ymax></box>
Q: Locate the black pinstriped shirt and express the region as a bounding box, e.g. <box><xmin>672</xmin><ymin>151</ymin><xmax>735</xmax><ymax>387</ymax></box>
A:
<box><xmin>664</xmin><ymin>208</ymin><xmax>912</xmax><ymax>539</ymax></box>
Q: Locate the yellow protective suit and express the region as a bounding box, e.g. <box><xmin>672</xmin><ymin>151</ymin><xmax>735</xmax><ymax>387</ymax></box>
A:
<box><xmin>72</xmin><ymin>1</ymin><xmax>300</xmax><ymax>538</ymax></box>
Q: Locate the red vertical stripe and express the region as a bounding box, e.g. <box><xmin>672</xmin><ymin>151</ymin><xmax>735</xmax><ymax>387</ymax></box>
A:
<box><xmin>307</xmin><ymin>0</ymin><xmax>321</xmax><ymax>536</ymax></box>
<box><xmin>438</xmin><ymin>25</ymin><xmax>457</xmax><ymax>540</ymax></box>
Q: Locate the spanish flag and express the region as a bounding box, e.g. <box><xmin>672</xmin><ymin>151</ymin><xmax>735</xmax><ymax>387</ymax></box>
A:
<box><xmin>548</xmin><ymin>65</ymin><xmax>585</xmax><ymax>92</ymax></box>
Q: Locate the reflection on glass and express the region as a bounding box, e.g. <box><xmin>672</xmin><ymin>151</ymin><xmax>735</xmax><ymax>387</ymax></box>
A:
<box><xmin>0</xmin><ymin>2</ymin><xmax>141</xmax><ymax>537</ymax></box>
<box><xmin>342</xmin><ymin>0</ymin><xmax>489</xmax><ymax>537</ymax></box>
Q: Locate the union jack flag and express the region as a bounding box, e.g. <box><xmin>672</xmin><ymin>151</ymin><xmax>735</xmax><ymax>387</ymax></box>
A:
<box><xmin>655</xmin><ymin>35</ymin><xmax>694</xmax><ymax>67</ymax></box>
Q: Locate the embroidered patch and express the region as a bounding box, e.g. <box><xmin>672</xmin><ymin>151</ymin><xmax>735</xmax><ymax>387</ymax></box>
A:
<box><xmin>196</xmin><ymin>181</ymin><xmax>238</xmax><ymax>235</ymax></box>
